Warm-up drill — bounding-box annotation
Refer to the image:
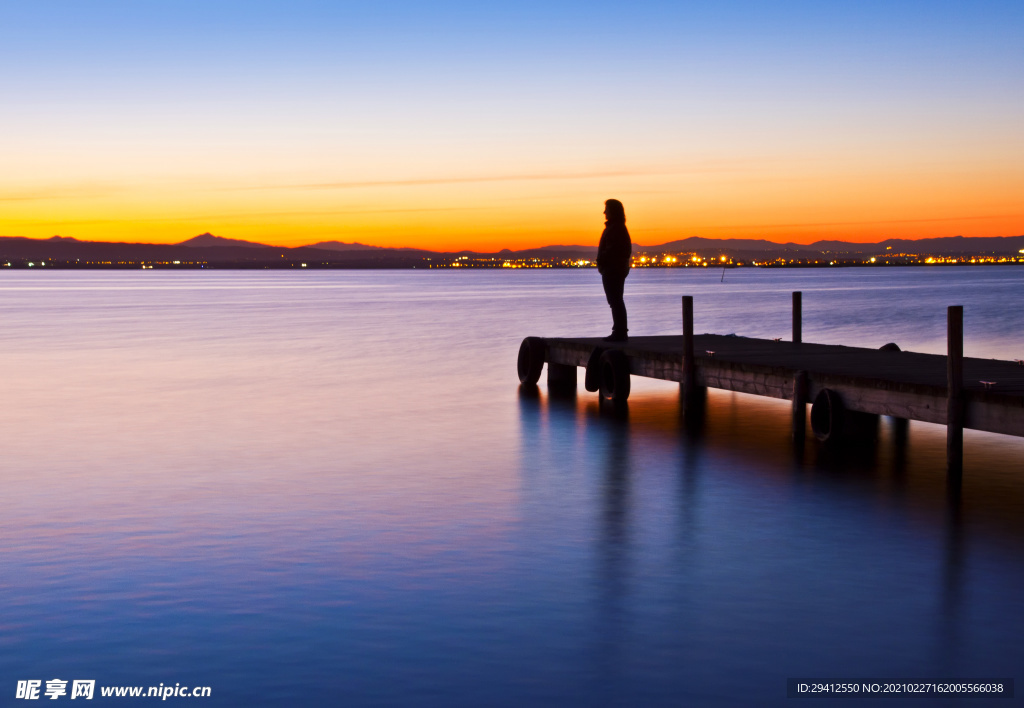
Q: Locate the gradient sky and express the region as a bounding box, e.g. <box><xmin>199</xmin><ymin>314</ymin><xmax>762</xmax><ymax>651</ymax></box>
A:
<box><xmin>1</xmin><ymin>1</ymin><xmax>1022</xmax><ymax>250</ymax></box>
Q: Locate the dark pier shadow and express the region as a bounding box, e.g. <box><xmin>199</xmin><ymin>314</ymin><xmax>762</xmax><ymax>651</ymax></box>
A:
<box><xmin>935</xmin><ymin>485</ymin><xmax>966</xmax><ymax>678</ymax></box>
<box><xmin>583</xmin><ymin>396</ymin><xmax>633</xmax><ymax>704</ymax></box>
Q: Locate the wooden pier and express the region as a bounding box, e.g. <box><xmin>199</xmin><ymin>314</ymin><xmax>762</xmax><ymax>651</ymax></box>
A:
<box><xmin>518</xmin><ymin>295</ymin><xmax>1024</xmax><ymax>472</ymax></box>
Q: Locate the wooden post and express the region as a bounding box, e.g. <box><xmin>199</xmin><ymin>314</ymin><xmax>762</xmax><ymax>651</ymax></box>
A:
<box><xmin>792</xmin><ymin>370</ymin><xmax>807</xmax><ymax>440</ymax></box>
<box><xmin>547</xmin><ymin>362</ymin><xmax>577</xmax><ymax>393</ymax></box>
<box><xmin>681</xmin><ymin>295</ymin><xmax>695</xmax><ymax>406</ymax></box>
<box><xmin>792</xmin><ymin>291</ymin><xmax>802</xmax><ymax>344</ymax></box>
<box><xmin>947</xmin><ymin>305</ymin><xmax>964</xmax><ymax>476</ymax></box>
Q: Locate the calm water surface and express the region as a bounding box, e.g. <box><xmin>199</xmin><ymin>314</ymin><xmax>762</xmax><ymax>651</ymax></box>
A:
<box><xmin>1</xmin><ymin>267</ymin><xmax>1022</xmax><ymax>706</ymax></box>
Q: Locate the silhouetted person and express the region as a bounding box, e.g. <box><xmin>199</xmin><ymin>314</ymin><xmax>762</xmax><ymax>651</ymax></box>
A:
<box><xmin>597</xmin><ymin>199</ymin><xmax>631</xmax><ymax>341</ymax></box>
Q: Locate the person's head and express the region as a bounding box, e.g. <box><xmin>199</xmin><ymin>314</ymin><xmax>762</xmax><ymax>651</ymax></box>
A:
<box><xmin>604</xmin><ymin>199</ymin><xmax>625</xmax><ymax>224</ymax></box>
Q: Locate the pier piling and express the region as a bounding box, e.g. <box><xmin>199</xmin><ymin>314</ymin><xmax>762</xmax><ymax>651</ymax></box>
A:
<box><xmin>947</xmin><ymin>305</ymin><xmax>964</xmax><ymax>475</ymax></box>
<box><xmin>793</xmin><ymin>291</ymin><xmax>802</xmax><ymax>344</ymax></box>
<box><xmin>681</xmin><ymin>296</ymin><xmax>696</xmax><ymax>411</ymax></box>
<box><xmin>547</xmin><ymin>362</ymin><xmax>577</xmax><ymax>393</ymax></box>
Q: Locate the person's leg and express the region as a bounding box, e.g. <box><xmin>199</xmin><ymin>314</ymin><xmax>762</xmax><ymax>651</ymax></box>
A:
<box><xmin>602</xmin><ymin>272</ymin><xmax>628</xmax><ymax>336</ymax></box>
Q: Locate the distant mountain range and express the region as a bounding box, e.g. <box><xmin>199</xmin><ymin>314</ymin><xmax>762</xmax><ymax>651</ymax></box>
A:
<box><xmin>0</xmin><ymin>233</ymin><xmax>433</xmax><ymax>268</ymax></box>
<box><xmin>1</xmin><ymin>232</ymin><xmax>1022</xmax><ymax>267</ymax></box>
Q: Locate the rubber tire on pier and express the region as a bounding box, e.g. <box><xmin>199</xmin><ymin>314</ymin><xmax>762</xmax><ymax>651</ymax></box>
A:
<box><xmin>599</xmin><ymin>350</ymin><xmax>631</xmax><ymax>402</ymax></box>
<box><xmin>517</xmin><ymin>337</ymin><xmax>546</xmax><ymax>385</ymax></box>
<box><xmin>810</xmin><ymin>388</ymin><xmax>844</xmax><ymax>442</ymax></box>
<box><xmin>584</xmin><ymin>347</ymin><xmax>606</xmax><ymax>392</ymax></box>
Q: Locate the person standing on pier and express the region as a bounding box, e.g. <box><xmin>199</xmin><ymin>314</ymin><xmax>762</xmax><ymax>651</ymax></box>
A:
<box><xmin>597</xmin><ymin>198</ymin><xmax>632</xmax><ymax>342</ymax></box>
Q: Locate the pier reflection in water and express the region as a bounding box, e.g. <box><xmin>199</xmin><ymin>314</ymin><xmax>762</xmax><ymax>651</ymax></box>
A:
<box><xmin>518</xmin><ymin>382</ymin><xmax>1023</xmax><ymax>703</ymax></box>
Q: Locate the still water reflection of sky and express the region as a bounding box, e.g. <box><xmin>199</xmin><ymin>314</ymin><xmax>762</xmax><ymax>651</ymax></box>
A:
<box><xmin>1</xmin><ymin>268</ymin><xmax>1021</xmax><ymax>706</ymax></box>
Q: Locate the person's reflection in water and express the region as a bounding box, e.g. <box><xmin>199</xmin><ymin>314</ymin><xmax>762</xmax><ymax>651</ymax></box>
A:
<box><xmin>597</xmin><ymin>199</ymin><xmax>632</xmax><ymax>342</ymax></box>
<box><xmin>583</xmin><ymin>404</ymin><xmax>632</xmax><ymax>700</ymax></box>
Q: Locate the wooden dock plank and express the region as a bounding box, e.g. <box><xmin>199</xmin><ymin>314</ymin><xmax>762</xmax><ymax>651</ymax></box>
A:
<box><xmin>541</xmin><ymin>334</ymin><xmax>1024</xmax><ymax>437</ymax></box>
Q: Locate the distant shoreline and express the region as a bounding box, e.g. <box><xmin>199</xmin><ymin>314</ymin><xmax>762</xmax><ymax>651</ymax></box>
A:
<box><xmin>2</xmin><ymin>232</ymin><xmax>1022</xmax><ymax>270</ymax></box>
<box><xmin>3</xmin><ymin>259</ymin><xmax>1022</xmax><ymax>271</ymax></box>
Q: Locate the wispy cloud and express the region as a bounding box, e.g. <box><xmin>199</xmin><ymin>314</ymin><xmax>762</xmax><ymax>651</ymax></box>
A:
<box><xmin>0</xmin><ymin>183</ymin><xmax>123</xmax><ymax>203</ymax></box>
<box><xmin>699</xmin><ymin>213</ymin><xmax>1024</xmax><ymax>230</ymax></box>
<box><xmin>3</xmin><ymin>205</ymin><xmax>491</xmax><ymax>228</ymax></box>
<box><xmin>218</xmin><ymin>163</ymin><xmax>765</xmax><ymax>193</ymax></box>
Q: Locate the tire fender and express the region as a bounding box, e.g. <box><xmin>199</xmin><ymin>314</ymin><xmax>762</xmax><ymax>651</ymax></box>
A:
<box><xmin>599</xmin><ymin>350</ymin><xmax>631</xmax><ymax>402</ymax></box>
<box><xmin>517</xmin><ymin>337</ymin><xmax>546</xmax><ymax>384</ymax></box>
<box><xmin>584</xmin><ymin>347</ymin><xmax>607</xmax><ymax>392</ymax></box>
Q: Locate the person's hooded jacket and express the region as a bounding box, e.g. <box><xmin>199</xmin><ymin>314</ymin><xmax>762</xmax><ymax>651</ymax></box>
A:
<box><xmin>597</xmin><ymin>220</ymin><xmax>631</xmax><ymax>279</ymax></box>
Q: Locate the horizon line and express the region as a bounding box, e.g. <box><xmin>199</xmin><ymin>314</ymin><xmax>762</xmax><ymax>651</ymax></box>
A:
<box><xmin>3</xmin><ymin>231</ymin><xmax>1024</xmax><ymax>254</ymax></box>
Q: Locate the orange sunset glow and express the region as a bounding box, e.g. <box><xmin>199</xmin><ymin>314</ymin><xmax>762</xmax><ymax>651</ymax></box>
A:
<box><xmin>5</xmin><ymin>162</ymin><xmax>1022</xmax><ymax>252</ymax></box>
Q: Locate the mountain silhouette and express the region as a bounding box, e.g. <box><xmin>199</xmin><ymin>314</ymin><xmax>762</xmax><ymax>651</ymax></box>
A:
<box><xmin>305</xmin><ymin>240</ymin><xmax>383</xmax><ymax>252</ymax></box>
<box><xmin>178</xmin><ymin>233</ymin><xmax>271</xmax><ymax>249</ymax></box>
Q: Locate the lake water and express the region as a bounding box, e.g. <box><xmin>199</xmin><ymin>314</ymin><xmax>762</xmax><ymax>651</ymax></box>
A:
<box><xmin>1</xmin><ymin>266</ymin><xmax>1022</xmax><ymax>706</ymax></box>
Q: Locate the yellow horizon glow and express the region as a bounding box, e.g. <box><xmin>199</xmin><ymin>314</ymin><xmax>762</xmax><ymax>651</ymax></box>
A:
<box><xmin>3</xmin><ymin>196</ymin><xmax>1021</xmax><ymax>252</ymax></box>
<box><xmin>3</xmin><ymin>154</ymin><xmax>1023</xmax><ymax>250</ymax></box>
